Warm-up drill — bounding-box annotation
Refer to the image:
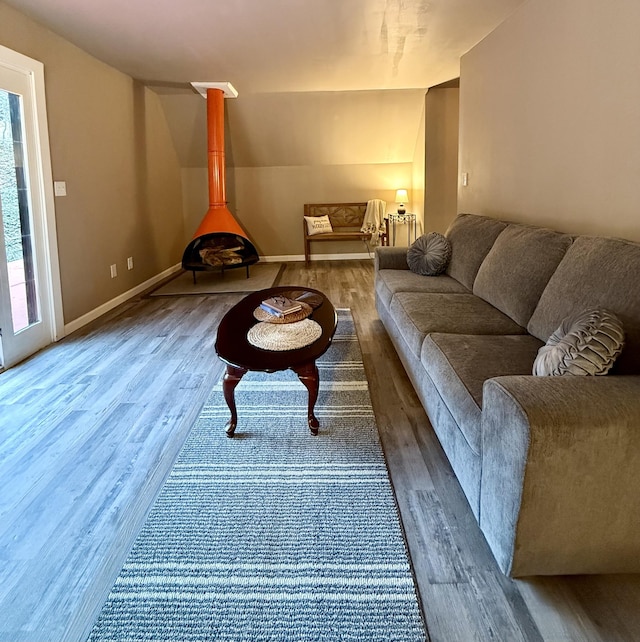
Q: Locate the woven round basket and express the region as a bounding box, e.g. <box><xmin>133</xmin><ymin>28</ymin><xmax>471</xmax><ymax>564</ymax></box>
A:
<box><xmin>253</xmin><ymin>301</ymin><xmax>312</xmax><ymax>324</ymax></box>
<box><xmin>247</xmin><ymin>319</ymin><xmax>323</xmax><ymax>351</ymax></box>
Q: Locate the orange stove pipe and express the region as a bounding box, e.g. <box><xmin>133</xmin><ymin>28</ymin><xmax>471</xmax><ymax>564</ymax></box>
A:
<box><xmin>191</xmin><ymin>88</ymin><xmax>248</xmax><ymax>241</ymax></box>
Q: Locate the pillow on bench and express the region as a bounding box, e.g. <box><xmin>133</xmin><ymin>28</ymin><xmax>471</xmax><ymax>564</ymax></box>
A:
<box><xmin>304</xmin><ymin>215</ymin><xmax>333</xmax><ymax>236</ymax></box>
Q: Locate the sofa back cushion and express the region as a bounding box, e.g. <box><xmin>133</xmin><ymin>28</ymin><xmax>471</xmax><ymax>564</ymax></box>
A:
<box><xmin>528</xmin><ymin>235</ymin><xmax>640</xmax><ymax>374</ymax></box>
<box><xmin>445</xmin><ymin>214</ymin><xmax>507</xmax><ymax>290</ymax></box>
<box><xmin>473</xmin><ymin>224</ymin><xmax>573</xmax><ymax>327</ymax></box>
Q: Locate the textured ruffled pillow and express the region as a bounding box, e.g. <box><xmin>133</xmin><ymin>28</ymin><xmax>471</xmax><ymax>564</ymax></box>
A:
<box><xmin>533</xmin><ymin>308</ymin><xmax>625</xmax><ymax>376</ymax></box>
<box><xmin>406</xmin><ymin>232</ymin><xmax>452</xmax><ymax>276</ymax></box>
<box><xmin>304</xmin><ymin>215</ymin><xmax>333</xmax><ymax>236</ymax></box>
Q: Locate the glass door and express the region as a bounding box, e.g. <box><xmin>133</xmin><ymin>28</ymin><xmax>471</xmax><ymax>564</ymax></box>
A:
<box><xmin>0</xmin><ymin>86</ymin><xmax>41</xmax><ymax>334</ymax></box>
<box><xmin>0</xmin><ymin>49</ymin><xmax>61</xmax><ymax>369</ymax></box>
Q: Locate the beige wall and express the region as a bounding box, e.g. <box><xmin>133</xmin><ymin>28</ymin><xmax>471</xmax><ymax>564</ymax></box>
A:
<box><xmin>164</xmin><ymin>88</ymin><xmax>424</xmax><ymax>257</ymax></box>
<box><xmin>183</xmin><ymin>163</ymin><xmax>412</xmax><ymax>257</ymax></box>
<box><xmin>458</xmin><ymin>0</ymin><xmax>640</xmax><ymax>243</ymax></box>
<box><xmin>0</xmin><ymin>2</ymin><xmax>183</xmax><ymax>324</ymax></box>
<box><xmin>424</xmin><ymin>87</ymin><xmax>459</xmax><ymax>234</ymax></box>
<box><xmin>411</xmin><ymin>100</ymin><xmax>426</xmax><ymax>235</ymax></box>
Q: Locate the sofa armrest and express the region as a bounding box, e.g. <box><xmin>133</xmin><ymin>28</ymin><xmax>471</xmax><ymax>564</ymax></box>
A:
<box><xmin>481</xmin><ymin>375</ymin><xmax>640</xmax><ymax>576</ymax></box>
<box><xmin>374</xmin><ymin>246</ymin><xmax>409</xmax><ymax>271</ymax></box>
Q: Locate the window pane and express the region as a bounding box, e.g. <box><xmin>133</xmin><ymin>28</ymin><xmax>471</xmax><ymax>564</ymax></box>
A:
<box><xmin>0</xmin><ymin>88</ymin><xmax>39</xmax><ymax>333</ymax></box>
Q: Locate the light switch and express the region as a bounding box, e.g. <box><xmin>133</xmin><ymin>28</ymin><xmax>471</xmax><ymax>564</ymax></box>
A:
<box><xmin>462</xmin><ymin>173</ymin><xmax>469</xmax><ymax>187</ymax></box>
<box><xmin>54</xmin><ymin>181</ymin><xmax>67</xmax><ymax>196</ymax></box>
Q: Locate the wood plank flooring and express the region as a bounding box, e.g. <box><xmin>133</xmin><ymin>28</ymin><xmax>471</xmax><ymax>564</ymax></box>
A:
<box><xmin>1</xmin><ymin>259</ymin><xmax>640</xmax><ymax>641</ymax></box>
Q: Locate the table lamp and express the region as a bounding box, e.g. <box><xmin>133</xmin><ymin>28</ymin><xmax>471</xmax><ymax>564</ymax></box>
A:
<box><xmin>395</xmin><ymin>189</ymin><xmax>408</xmax><ymax>214</ymax></box>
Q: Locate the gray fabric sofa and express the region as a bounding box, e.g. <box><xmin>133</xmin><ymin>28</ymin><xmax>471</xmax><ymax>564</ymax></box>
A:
<box><xmin>375</xmin><ymin>213</ymin><xmax>640</xmax><ymax>577</ymax></box>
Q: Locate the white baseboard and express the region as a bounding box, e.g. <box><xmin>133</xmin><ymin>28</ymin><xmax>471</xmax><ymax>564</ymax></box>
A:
<box><xmin>64</xmin><ymin>263</ymin><xmax>182</xmax><ymax>336</ymax></box>
<box><xmin>259</xmin><ymin>253</ymin><xmax>374</xmax><ymax>262</ymax></box>
<box><xmin>63</xmin><ymin>253</ymin><xmax>373</xmax><ymax>336</ymax></box>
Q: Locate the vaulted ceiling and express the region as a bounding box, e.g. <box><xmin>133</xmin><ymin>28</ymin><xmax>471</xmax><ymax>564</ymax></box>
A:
<box><xmin>5</xmin><ymin>0</ymin><xmax>525</xmax><ymax>167</ymax></box>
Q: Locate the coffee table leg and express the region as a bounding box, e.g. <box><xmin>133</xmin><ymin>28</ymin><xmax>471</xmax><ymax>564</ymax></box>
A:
<box><xmin>293</xmin><ymin>361</ymin><xmax>320</xmax><ymax>435</ymax></box>
<box><xmin>223</xmin><ymin>365</ymin><xmax>247</xmax><ymax>437</ymax></box>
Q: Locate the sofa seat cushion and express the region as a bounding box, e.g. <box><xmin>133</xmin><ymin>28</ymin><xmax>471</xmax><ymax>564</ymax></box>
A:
<box><xmin>389</xmin><ymin>292</ymin><xmax>527</xmax><ymax>359</ymax></box>
<box><xmin>421</xmin><ymin>333</ymin><xmax>544</xmax><ymax>455</ymax></box>
<box><xmin>376</xmin><ymin>269</ymin><xmax>468</xmax><ymax>308</ymax></box>
<box><xmin>473</xmin><ymin>223</ymin><xmax>573</xmax><ymax>327</ymax></box>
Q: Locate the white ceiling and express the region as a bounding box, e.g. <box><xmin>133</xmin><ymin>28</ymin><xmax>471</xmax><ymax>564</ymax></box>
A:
<box><xmin>5</xmin><ymin>0</ymin><xmax>525</xmax><ymax>168</ymax></box>
<box><xmin>5</xmin><ymin>0</ymin><xmax>523</xmax><ymax>92</ymax></box>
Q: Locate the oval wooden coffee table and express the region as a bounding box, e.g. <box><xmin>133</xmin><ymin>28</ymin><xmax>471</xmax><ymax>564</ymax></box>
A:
<box><xmin>215</xmin><ymin>286</ymin><xmax>337</xmax><ymax>437</ymax></box>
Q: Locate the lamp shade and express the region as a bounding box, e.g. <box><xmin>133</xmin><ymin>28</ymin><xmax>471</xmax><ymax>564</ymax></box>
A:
<box><xmin>395</xmin><ymin>189</ymin><xmax>409</xmax><ymax>204</ymax></box>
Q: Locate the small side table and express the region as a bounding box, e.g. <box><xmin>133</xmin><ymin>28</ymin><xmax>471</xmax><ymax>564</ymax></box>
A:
<box><xmin>388</xmin><ymin>213</ymin><xmax>417</xmax><ymax>246</ymax></box>
<box><xmin>379</xmin><ymin>219</ymin><xmax>389</xmax><ymax>246</ymax></box>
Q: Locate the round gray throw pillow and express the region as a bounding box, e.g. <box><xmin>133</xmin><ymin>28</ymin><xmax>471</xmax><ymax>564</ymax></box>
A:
<box><xmin>533</xmin><ymin>308</ymin><xmax>625</xmax><ymax>376</ymax></box>
<box><xmin>406</xmin><ymin>232</ymin><xmax>452</xmax><ymax>276</ymax></box>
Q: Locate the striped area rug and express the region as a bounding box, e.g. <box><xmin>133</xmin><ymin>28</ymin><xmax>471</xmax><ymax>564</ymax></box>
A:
<box><xmin>88</xmin><ymin>309</ymin><xmax>427</xmax><ymax>642</ymax></box>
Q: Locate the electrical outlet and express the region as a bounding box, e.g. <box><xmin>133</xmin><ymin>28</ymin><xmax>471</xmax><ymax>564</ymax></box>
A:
<box><xmin>54</xmin><ymin>181</ymin><xmax>67</xmax><ymax>196</ymax></box>
<box><xmin>110</xmin><ymin>264</ymin><xmax>117</xmax><ymax>278</ymax></box>
<box><xmin>127</xmin><ymin>257</ymin><xmax>134</xmax><ymax>270</ymax></box>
